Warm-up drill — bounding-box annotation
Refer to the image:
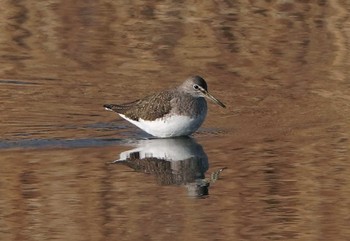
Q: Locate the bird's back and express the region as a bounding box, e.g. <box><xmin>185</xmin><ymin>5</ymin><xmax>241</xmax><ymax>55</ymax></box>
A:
<box><xmin>104</xmin><ymin>90</ymin><xmax>174</xmax><ymax>121</ymax></box>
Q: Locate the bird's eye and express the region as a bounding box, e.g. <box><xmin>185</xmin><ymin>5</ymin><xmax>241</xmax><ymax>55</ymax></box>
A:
<box><xmin>193</xmin><ymin>84</ymin><xmax>199</xmax><ymax>90</ymax></box>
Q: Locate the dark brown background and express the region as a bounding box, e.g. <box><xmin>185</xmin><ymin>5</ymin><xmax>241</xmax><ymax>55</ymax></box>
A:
<box><xmin>1</xmin><ymin>1</ymin><xmax>350</xmax><ymax>240</ymax></box>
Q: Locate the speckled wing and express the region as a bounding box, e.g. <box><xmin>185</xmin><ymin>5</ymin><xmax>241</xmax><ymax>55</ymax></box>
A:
<box><xmin>104</xmin><ymin>91</ymin><xmax>173</xmax><ymax>121</ymax></box>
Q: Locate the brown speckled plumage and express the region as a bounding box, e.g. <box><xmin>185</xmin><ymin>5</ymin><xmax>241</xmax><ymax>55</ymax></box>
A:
<box><xmin>104</xmin><ymin>91</ymin><xmax>173</xmax><ymax>121</ymax></box>
<box><xmin>104</xmin><ymin>90</ymin><xmax>207</xmax><ymax>121</ymax></box>
<box><xmin>104</xmin><ymin>76</ymin><xmax>212</xmax><ymax>121</ymax></box>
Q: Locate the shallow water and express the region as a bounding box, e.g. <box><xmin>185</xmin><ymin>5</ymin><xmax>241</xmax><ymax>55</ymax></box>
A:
<box><xmin>1</xmin><ymin>1</ymin><xmax>350</xmax><ymax>241</ymax></box>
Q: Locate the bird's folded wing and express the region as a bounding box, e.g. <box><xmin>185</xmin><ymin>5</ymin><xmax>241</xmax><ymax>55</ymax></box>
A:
<box><xmin>104</xmin><ymin>91</ymin><xmax>173</xmax><ymax>121</ymax></box>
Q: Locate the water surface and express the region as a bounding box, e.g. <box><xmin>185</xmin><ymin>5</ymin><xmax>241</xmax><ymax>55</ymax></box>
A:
<box><xmin>1</xmin><ymin>1</ymin><xmax>350</xmax><ymax>241</ymax></box>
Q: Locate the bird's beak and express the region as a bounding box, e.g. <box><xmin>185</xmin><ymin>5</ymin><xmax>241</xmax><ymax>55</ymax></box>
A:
<box><xmin>202</xmin><ymin>90</ymin><xmax>226</xmax><ymax>108</ymax></box>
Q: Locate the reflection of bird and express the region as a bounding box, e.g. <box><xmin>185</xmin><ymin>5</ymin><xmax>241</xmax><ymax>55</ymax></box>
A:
<box><xmin>114</xmin><ymin>137</ymin><xmax>208</xmax><ymax>184</ymax></box>
<box><xmin>113</xmin><ymin>137</ymin><xmax>226</xmax><ymax>197</ymax></box>
<box><xmin>116</xmin><ymin>156</ymin><xmax>205</xmax><ymax>186</ymax></box>
<box><xmin>104</xmin><ymin>76</ymin><xmax>225</xmax><ymax>138</ymax></box>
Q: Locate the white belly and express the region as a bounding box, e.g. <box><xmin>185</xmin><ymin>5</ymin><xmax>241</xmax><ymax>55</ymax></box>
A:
<box><xmin>119</xmin><ymin>113</ymin><xmax>206</xmax><ymax>138</ymax></box>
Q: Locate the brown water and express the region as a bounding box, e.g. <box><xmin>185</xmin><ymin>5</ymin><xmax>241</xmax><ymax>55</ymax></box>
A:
<box><xmin>1</xmin><ymin>1</ymin><xmax>350</xmax><ymax>240</ymax></box>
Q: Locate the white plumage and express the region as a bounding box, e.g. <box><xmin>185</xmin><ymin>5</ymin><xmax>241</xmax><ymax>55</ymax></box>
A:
<box><xmin>119</xmin><ymin>110</ymin><xmax>206</xmax><ymax>138</ymax></box>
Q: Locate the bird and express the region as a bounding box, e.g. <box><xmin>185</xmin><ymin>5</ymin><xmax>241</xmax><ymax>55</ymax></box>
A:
<box><xmin>103</xmin><ymin>75</ymin><xmax>226</xmax><ymax>138</ymax></box>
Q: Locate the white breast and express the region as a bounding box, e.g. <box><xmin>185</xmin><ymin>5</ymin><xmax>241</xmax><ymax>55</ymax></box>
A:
<box><xmin>119</xmin><ymin>112</ymin><xmax>206</xmax><ymax>138</ymax></box>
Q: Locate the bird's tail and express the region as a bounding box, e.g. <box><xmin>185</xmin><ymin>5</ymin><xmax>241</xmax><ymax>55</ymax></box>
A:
<box><xmin>104</xmin><ymin>103</ymin><xmax>131</xmax><ymax>114</ymax></box>
<box><xmin>104</xmin><ymin>99</ymin><xmax>140</xmax><ymax>113</ymax></box>
<box><xmin>104</xmin><ymin>104</ymin><xmax>116</xmax><ymax>111</ymax></box>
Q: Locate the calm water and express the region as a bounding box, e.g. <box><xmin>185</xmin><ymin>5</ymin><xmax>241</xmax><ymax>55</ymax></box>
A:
<box><xmin>1</xmin><ymin>1</ymin><xmax>350</xmax><ymax>240</ymax></box>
